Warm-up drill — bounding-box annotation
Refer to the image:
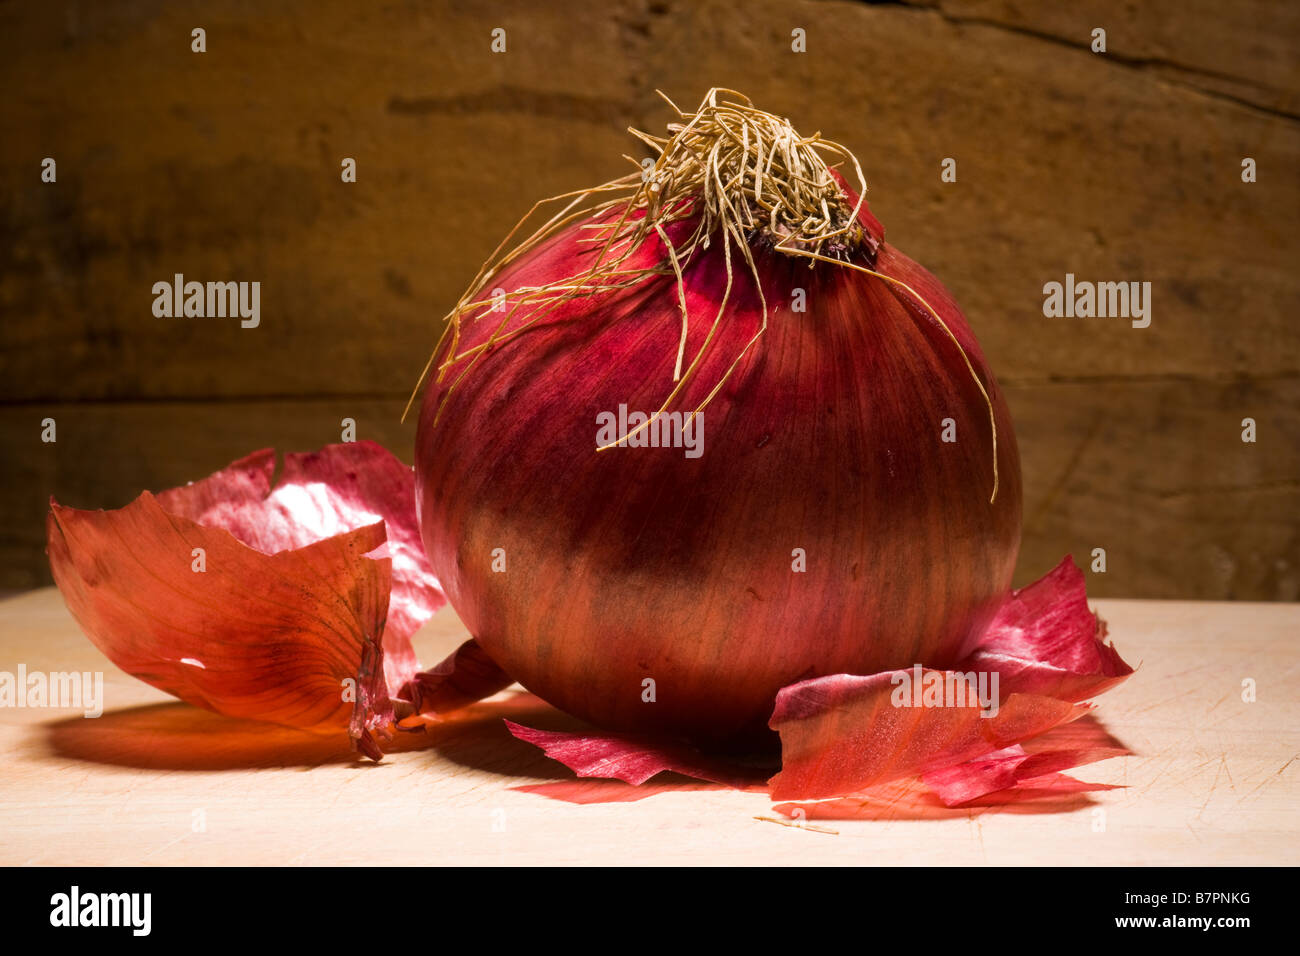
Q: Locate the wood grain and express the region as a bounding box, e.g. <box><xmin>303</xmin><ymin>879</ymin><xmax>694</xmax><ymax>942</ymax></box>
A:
<box><xmin>1</xmin><ymin>0</ymin><xmax>1297</xmax><ymax>597</ymax></box>
<box><xmin>0</xmin><ymin>587</ymin><xmax>1294</xmax><ymax>865</ymax></box>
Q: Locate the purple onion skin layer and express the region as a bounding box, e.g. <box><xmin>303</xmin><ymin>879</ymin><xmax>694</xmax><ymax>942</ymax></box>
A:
<box><xmin>416</xmin><ymin>195</ymin><xmax>1022</xmax><ymax>749</ymax></box>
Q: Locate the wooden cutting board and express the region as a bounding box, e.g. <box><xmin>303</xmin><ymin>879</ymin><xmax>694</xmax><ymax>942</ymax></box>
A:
<box><xmin>1</xmin><ymin>588</ymin><xmax>1295</xmax><ymax>865</ymax></box>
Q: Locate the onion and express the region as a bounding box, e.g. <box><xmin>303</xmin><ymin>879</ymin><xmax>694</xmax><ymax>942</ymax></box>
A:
<box><xmin>413</xmin><ymin>89</ymin><xmax>1022</xmax><ymax>749</ymax></box>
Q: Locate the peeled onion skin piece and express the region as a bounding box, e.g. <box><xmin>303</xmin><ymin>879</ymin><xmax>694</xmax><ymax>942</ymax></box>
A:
<box><xmin>45</xmin><ymin>441</ymin><xmax>449</xmax><ymax>759</ymax></box>
<box><xmin>503</xmin><ymin>720</ymin><xmax>768</xmax><ymax>789</ymax></box>
<box><xmin>920</xmin><ymin>741</ymin><xmax>1128</xmax><ymax>807</ymax></box>
<box><xmin>150</xmin><ymin>441</ymin><xmax>446</xmax><ymax>693</ymax></box>
<box><xmin>416</xmin><ymin>194</ymin><xmax>1022</xmax><ymax>747</ymax></box>
<box><xmin>960</xmin><ymin>556</ymin><xmax>1134</xmax><ymax>703</ymax></box>
<box><xmin>768</xmin><ymin>679</ymin><xmax>1082</xmax><ymax>801</ymax></box>
<box><xmin>397</xmin><ymin>638</ymin><xmax>515</xmax><ymax>726</ymax></box>
<box><xmin>47</xmin><ymin>495</ymin><xmax>394</xmax><ymax>758</ymax></box>
<box><xmin>767</xmin><ymin>554</ymin><xmax>1133</xmax><ymax>801</ymax></box>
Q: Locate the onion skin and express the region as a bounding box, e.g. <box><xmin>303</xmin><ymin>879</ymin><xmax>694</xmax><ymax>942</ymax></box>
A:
<box><xmin>416</xmin><ymin>194</ymin><xmax>1021</xmax><ymax>748</ymax></box>
<box><xmin>47</xmin><ymin>442</ymin><xmax>448</xmax><ymax>758</ymax></box>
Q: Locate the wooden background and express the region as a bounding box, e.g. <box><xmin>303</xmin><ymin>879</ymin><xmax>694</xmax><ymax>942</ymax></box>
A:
<box><xmin>1</xmin><ymin>0</ymin><xmax>1297</xmax><ymax>599</ymax></box>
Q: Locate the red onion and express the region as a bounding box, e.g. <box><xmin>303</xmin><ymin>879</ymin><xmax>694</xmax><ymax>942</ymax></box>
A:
<box><xmin>414</xmin><ymin>90</ymin><xmax>1022</xmax><ymax>749</ymax></box>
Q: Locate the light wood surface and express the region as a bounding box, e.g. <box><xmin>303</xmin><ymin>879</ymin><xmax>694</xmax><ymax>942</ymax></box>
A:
<box><xmin>0</xmin><ymin>587</ymin><xmax>1296</xmax><ymax>865</ymax></box>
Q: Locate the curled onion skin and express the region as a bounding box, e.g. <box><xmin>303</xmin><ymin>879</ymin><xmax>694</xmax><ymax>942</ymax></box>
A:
<box><xmin>416</xmin><ymin>193</ymin><xmax>1021</xmax><ymax>748</ymax></box>
<box><xmin>46</xmin><ymin>442</ymin><xmax>447</xmax><ymax>758</ymax></box>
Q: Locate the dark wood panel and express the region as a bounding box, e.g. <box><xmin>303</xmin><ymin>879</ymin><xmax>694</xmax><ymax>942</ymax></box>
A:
<box><xmin>1012</xmin><ymin>378</ymin><xmax>1300</xmax><ymax>600</ymax></box>
<box><xmin>1</xmin><ymin>0</ymin><xmax>1296</xmax><ymax>403</ymax></box>
<box><xmin>1</xmin><ymin>1</ymin><xmax>1296</xmax><ymax>600</ymax></box>
<box><xmin>927</xmin><ymin>0</ymin><xmax>1300</xmax><ymax>108</ymax></box>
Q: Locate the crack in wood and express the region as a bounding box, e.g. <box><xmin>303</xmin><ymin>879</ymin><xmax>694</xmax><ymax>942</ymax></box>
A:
<box><xmin>836</xmin><ymin>0</ymin><xmax>1300</xmax><ymax>121</ymax></box>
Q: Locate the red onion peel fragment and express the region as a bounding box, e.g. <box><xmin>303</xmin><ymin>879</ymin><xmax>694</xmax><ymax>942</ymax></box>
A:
<box><xmin>398</xmin><ymin>639</ymin><xmax>515</xmax><ymax>728</ymax></box>
<box><xmin>503</xmin><ymin>720</ymin><xmax>768</xmax><ymax>790</ymax></box>
<box><xmin>47</xmin><ymin>441</ymin><xmax>447</xmax><ymax>759</ymax></box>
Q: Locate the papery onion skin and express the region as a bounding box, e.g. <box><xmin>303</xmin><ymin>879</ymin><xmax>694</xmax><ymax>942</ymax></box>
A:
<box><xmin>47</xmin><ymin>495</ymin><xmax>394</xmax><ymax>754</ymax></box>
<box><xmin>45</xmin><ymin>442</ymin><xmax>446</xmax><ymax>757</ymax></box>
<box><xmin>416</xmin><ymin>191</ymin><xmax>1021</xmax><ymax>748</ymax></box>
